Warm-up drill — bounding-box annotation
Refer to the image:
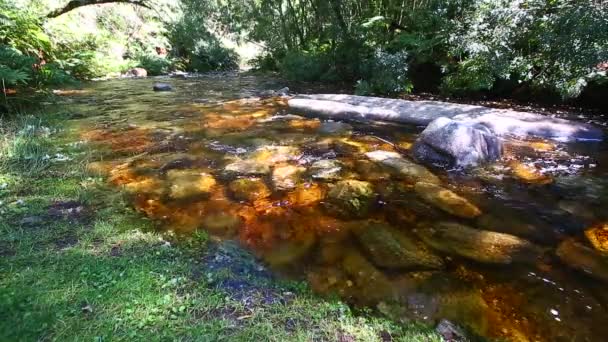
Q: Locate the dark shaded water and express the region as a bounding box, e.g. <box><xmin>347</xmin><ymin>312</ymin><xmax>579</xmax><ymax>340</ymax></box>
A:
<box><xmin>63</xmin><ymin>74</ymin><xmax>608</xmax><ymax>341</ymax></box>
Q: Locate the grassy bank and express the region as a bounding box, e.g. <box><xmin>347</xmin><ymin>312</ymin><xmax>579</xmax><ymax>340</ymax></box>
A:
<box><xmin>0</xmin><ymin>110</ymin><xmax>441</xmax><ymax>341</ymax></box>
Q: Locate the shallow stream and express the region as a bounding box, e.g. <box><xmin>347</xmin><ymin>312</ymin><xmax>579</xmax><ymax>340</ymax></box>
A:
<box><xmin>63</xmin><ymin>74</ymin><xmax>608</xmax><ymax>341</ymax></box>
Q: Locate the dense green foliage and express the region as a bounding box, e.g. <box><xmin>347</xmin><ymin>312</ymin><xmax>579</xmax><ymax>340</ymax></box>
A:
<box><xmin>210</xmin><ymin>0</ymin><xmax>607</xmax><ymax>99</ymax></box>
<box><xmin>1</xmin><ymin>0</ymin><xmax>606</xmax><ymax>103</ymax></box>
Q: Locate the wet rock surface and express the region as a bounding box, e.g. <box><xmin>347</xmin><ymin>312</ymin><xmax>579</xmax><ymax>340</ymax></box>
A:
<box><xmin>289</xmin><ymin>94</ymin><xmax>604</xmax><ymax>141</ymax></box>
<box><xmin>416</xmin><ymin>222</ymin><xmax>543</xmax><ymax>264</ymax></box>
<box><xmin>153</xmin><ymin>82</ymin><xmax>173</xmax><ymax>91</ymax></box>
<box><xmin>365</xmin><ymin>150</ymin><xmax>440</xmax><ymax>184</ymax></box>
<box><xmin>325</xmin><ymin>180</ymin><xmax>376</xmax><ymax>218</ymax></box>
<box><xmin>414</xmin><ymin>182</ymin><xmax>482</xmax><ymax>218</ymax></box>
<box><xmin>166</xmin><ymin>169</ymin><xmax>216</xmax><ymax>200</ymax></box>
<box><xmin>353</xmin><ymin>221</ymin><xmax>444</xmax><ymax>270</ymax></box>
<box><xmin>272</xmin><ymin>164</ymin><xmax>305</xmax><ymax>191</ymax></box>
<box><xmin>556</xmin><ymin>239</ymin><xmax>608</xmax><ymax>282</ymax></box>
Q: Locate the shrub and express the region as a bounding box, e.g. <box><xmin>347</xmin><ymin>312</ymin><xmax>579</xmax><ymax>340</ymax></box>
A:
<box><xmin>356</xmin><ymin>49</ymin><xmax>413</xmax><ymax>96</ymax></box>
<box><xmin>189</xmin><ymin>43</ymin><xmax>239</xmax><ymax>72</ymax></box>
<box><xmin>136</xmin><ymin>55</ymin><xmax>173</xmax><ymax>76</ymax></box>
<box><xmin>279</xmin><ymin>51</ymin><xmax>330</xmax><ymax>82</ymax></box>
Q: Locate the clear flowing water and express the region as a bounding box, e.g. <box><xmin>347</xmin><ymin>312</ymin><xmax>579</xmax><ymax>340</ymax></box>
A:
<box><xmin>63</xmin><ymin>74</ymin><xmax>608</xmax><ymax>341</ymax></box>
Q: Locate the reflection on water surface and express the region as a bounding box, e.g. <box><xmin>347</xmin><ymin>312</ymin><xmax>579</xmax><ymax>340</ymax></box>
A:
<box><xmin>66</xmin><ymin>74</ymin><xmax>608</xmax><ymax>341</ymax></box>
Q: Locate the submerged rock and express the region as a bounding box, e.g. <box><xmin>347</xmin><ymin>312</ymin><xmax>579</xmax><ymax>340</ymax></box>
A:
<box><xmin>251</xmin><ymin>145</ymin><xmax>301</xmax><ymax>165</ymax></box>
<box><xmin>412</xmin><ymin>117</ymin><xmax>502</xmax><ymax>168</ymax></box>
<box><xmin>342</xmin><ymin>250</ymin><xmax>395</xmax><ymax>303</ymax></box>
<box><xmin>508</xmin><ymin>160</ymin><xmax>553</xmax><ymax>185</ymax></box>
<box><xmin>476</xmin><ymin>213</ymin><xmax>558</xmax><ymax>245</ymax></box>
<box><xmin>333</xmin><ymin>138</ymin><xmax>367</xmax><ymax>156</ymax></box>
<box><xmin>228</xmin><ymin>178</ymin><xmax>271</xmax><ymax>202</ymax></box>
<box><xmin>435</xmin><ymin>320</ymin><xmax>468</xmax><ymax>342</ymax></box>
<box><xmin>166</xmin><ymin>169</ymin><xmax>216</xmax><ymax>200</ymax></box>
<box><xmin>285</xmin><ymin>183</ymin><xmax>325</xmax><ymax>207</ymax></box>
<box><xmin>353</xmin><ymin>221</ymin><xmax>444</xmax><ymax>269</ymax></box>
<box><xmin>263</xmin><ymin>232</ymin><xmax>316</xmax><ymax>267</ymax></box>
<box><xmin>556</xmin><ymin>239</ymin><xmax>608</xmax><ymax>282</ymax></box>
<box><xmin>153</xmin><ymin>83</ymin><xmax>173</xmax><ymax>91</ymax></box>
<box><xmin>318</xmin><ymin>121</ymin><xmax>353</xmax><ymax>135</ymax></box>
<box><xmin>272</xmin><ymin>164</ymin><xmax>305</xmax><ymax>191</ymax></box>
<box><xmin>223</xmin><ymin>159</ymin><xmax>271</xmax><ymax>177</ymax></box>
<box><xmin>365</xmin><ymin>150</ymin><xmax>440</xmax><ymax>184</ymax></box>
<box><xmin>202</xmin><ymin>212</ymin><xmax>242</xmax><ymax>237</ymax></box>
<box><xmin>310</xmin><ymin>159</ymin><xmax>344</xmax><ymax>181</ymax></box>
<box><xmin>584</xmin><ymin>223</ymin><xmax>608</xmax><ymax>254</ymax></box>
<box><xmin>325</xmin><ymin>180</ymin><xmax>376</xmax><ymax>218</ymax></box>
<box><xmin>354</xmin><ymin>159</ymin><xmax>391</xmax><ymax>181</ymax></box>
<box><xmin>416</xmin><ymin>222</ymin><xmax>543</xmax><ymax>264</ymax></box>
<box><xmin>414</xmin><ymin>182</ymin><xmax>481</xmax><ymax>218</ymax></box>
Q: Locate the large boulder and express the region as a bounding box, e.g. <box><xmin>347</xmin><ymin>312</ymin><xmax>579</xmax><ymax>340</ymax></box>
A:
<box><xmin>353</xmin><ymin>221</ymin><xmax>444</xmax><ymax>269</ymax></box>
<box><xmin>365</xmin><ymin>150</ymin><xmax>440</xmax><ymax>184</ymax></box>
<box><xmin>412</xmin><ymin>117</ymin><xmax>502</xmax><ymax>168</ymax></box>
<box><xmin>289</xmin><ymin>94</ymin><xmax>603</xmax><ymax>141</ymax></box>
<box><xmin>416</xmin><ymin>222</ymin><xmax>543</xmax><ymax>264</ymax></box>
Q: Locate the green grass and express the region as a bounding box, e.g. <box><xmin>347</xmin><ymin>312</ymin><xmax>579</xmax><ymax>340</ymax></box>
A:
<box><xmin>0</xmin><ymin>110</ymin><xmax>442</xmax><ymax>341</ymax></box>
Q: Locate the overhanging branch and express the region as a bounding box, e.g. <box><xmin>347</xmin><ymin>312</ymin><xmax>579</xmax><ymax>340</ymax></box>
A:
<box><xmin>46</xmin><ymin>0</ymin><xmax>152</xmax><ymax>18</ymax></box>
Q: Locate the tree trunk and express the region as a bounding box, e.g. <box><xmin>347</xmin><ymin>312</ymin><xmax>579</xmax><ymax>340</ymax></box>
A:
<box><xmin>46</xmin><ymin>0</ymin><xmax>151</xmax><ymax>18</ymax></box>
<box><xmin>328</xmin><ymin>0</ymin><xmax>349</xmax><ymax>40</ymax></box>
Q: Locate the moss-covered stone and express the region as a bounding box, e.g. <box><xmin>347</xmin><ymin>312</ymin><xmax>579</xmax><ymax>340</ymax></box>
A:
<box><xmin>353</xmin><ymin>221</ymin><xmax>444</xmax><ymax>270</ymax></box>
<box><xmin>325</xmin><ymin>180</ymin><xmax>376</xmax><ymax>218</ymax></box>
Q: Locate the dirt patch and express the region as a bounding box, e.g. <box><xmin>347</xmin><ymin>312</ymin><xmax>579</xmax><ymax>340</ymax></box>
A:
<box><xmin>47</xmin><ymin>200</ymin><xmax>92</xmax><ymax>224</ymax></box>
<box><xmin>53</xmin><ymin>234</ymin><xmax>79</xmax><ymax>250</ymax></box>
<box><xmin>0</xmin><ymin>243</ymin><xmax>15</xmax><ymax>257</ymax></box>
<box><xmin>199</xmin><ymin>241</ymin><xmax>291</xmax><ymax>309</ymax></box>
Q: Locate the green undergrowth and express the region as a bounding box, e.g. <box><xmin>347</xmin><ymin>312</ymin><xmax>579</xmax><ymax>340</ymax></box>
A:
<box><xmin>0</xmin><ymin>110</ymin><xmax>442</xmax><ymax>341</ymax></box>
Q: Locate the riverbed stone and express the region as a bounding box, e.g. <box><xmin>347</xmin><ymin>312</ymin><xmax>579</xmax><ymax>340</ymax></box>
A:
<box><xmin>353</xmin><ymin>221</ymin><xmax>444</xmax><ymax>269</ymax></box>
<box><xmin>285</xmin><ymin>183</ymin><xmax>325</xmax><ymax>206</ymax></box>
<box><xmin>584</xmin><ymin>223</ymin><xmax>608</xmax><ymax>255</ymax></box>
<box><xmin>166</xmin><ymin>169</ymin><xmax>216</xmax><ymax>200</ymax></box>
<box><xmin>365</xmin><ymin>150</ymin><xmax>440</xmax><ymax>184</ymax></box>
<box><xmin>228</xmin><ymin>178</ymin><xmax>271</xmax><ymax>202</ymax></box>
<box><xmin>413</xmin><ymin>117</ymin><xmax>502</xmax><ymax>168</ymax></box>
<box><xmin>263</xmin><ymin>231</ymin><xmax>316</xmax><ymax>266</ymax></box>
<box><xmin>342</xmin><ymin>250</ymin><xmax>395</xmax><ymax>303</ymax></box>
<box><xmin>508</xmin><ymin>160</ymin><xmax>553</xmax><ymax>185</ymax></box>
<box><xmin>272</xmin><ymin>164</ymin><xmax>305</xmax><ymax>191</ymax></box>
<box><xmin>325</xmin><ymin>180</ymin><xmax>376</xmax><ymax>218</ymax></box>
<box><xmin>416</xmin><ymin>222</ymin><xmax>543</xmax><ymax>264</ymax></box>
<box><xmin>414</xmin><ymin>182</ymin><xmax>481</xmax><ymax>218</ymax></box>
<box><xmin>556</xmin><ymin>238</ymin><xmax>608</xmax><ymax>282</ymax></box>
<box><xmin>153</xmin><ymin>83</ymin><xmax>173</xmax><ymax>91</ymax></box>
<box><xmin>202</xmin><ymin>212</ymin><xmax>242</xmax><ymax>237</ymax></box>
<box><xmin>318</xmin><ymin>121</ymin><xmax>353</xmax><ymax>135</ymax></box>
<box><xmin>310</xmin><ymin>159</ymin><xmax>344</xmax><ymax>181</ymax></box>
<box><xmin>223</xmin><ymin>159</ymin><xmax>271</xmax><ymax>177</ymax></box>
<box><xmin>251</xmin><ymin>145</ymin><xmax>301</xmax><ymax>164</ymax></box>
